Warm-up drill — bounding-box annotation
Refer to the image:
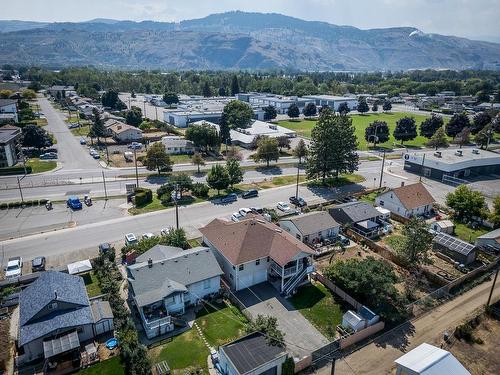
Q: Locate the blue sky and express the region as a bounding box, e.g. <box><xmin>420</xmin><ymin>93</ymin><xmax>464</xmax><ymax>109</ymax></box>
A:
<box><xmin>2</xmin><ymin>0</ymin><xmax>500</xmax><ymax>42</ymax></box>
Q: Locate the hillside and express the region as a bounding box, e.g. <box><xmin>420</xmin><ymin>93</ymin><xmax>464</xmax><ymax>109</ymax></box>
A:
<box><xmin>0</xmin><ymin>11</ymin><xmax>499</xmax><ymax>71</ymax></box>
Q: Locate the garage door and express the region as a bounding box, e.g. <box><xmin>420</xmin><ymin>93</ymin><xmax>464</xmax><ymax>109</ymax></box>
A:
<box><xmin>237</xmin><ymin>270</ymin><xmax>267</xmax><ymax>290</ymax></box>
<box><xmin>237</xmin><ymin>274</ymin><xmax>253</xmax><ymax>291</ymax></box>
<box><xmin>252</xmin><ymin>269</ymin><xmax>267</xmax><ymax>285</ymax></box>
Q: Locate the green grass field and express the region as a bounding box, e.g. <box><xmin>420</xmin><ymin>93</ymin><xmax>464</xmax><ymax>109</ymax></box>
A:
<box><xmin>26</xmin><ymin>158</ymin><xmax>57</xmax><ymax>173</ymax></box>
<box><xmin>279</xmin><ymin>112</ymin><xmax>449</xmax><ymax>150</ymax></box>
<box><xmin>78</xmin><ymin>357</ymin><xmax>124</xmax><ymax>375</ymax></box>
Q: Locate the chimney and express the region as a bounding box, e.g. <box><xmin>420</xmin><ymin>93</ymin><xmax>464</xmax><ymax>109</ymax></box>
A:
<box><xmin>401</xmin><ymin>181</ymin><xmax>405</xmax><ymax>187</ymax></box>
<box><xmin>148</xmin><ymin>258</ymin><xmax>153</xmax><ymax>268</ymax></box>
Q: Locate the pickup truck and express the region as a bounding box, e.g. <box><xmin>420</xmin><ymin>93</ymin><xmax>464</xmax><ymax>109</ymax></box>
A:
<box><xmin>5</xmin><ymin>256</ymin><xmax>23</xmax><ymax>279</ymax></box>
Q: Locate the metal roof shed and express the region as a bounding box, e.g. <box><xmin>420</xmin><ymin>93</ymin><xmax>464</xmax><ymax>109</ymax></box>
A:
<box><xmin>67</xmin><ymin>260</ymin><xmax>92</xmax><ymax>275</ymax></box>
<box><xmin>433</xmin><ymin>233</ymin><xmax>477</xmax><ymax>265</ymax></box>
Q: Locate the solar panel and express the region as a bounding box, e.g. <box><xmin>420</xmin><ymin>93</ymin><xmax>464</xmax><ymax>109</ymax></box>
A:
<box><xmin>434</xmin><ymin>233</ymin><xmax>475</xmax><ymax>256</ymax></box>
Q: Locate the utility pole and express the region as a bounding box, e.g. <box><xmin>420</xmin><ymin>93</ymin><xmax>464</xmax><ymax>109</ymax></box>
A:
<box><xmin>133</xmin><ymin>147</ymin><xmax>139</xmax><ymax>188</ymax></box>
<box><xmin>295</xmin><ymin>162</ymin><xmax>300</xmax><ymax>199</ymax></box>
<box><xmin>17</xmin><ymin>176</ymin><xmax>24</xmax><ymax>203</ymax></box>
<box><xmin>419</xmin><ymin>153</ymin><xmax>426</xmax><ymax>182</ymax></box>
<box><xmin>102</xmin><ymin>171</ymin><xmax>108</xmax><ymax>200</ymax></box>
<box><xmin>330</xmin><ymin>358</ymin><xmax>336</xmax><ymax>375</ymax></box>
<box><xmin>486</xmin><ymin>128</ymin><xmax>493</xmax><ymax>150</ymax></box>
<box><xmin>155</xmin><ymin>106</ymin><xmax>158</xmax><ymax>121</ymax></box>
<box><xmin>378</xmin><ymin>150</ymin><xmax>386</xmax><ymax>188</ymax></box>
<box><xmin>486</xmin><ymin>266</ymin><xmax>499</xmax><ymax>307</ymax></box>
<box><xmin>105</xmin><ymin>144</ymin><xmax>110</xmax><ymax>166</ymax></box>
<box><xmin>174</xmin><ymin>184</ymin><xmax>180</xmax><ymax>230</ymax></box>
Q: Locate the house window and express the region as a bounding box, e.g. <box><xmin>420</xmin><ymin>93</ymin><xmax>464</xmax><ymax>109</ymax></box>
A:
<box><xmin>203</xmin><ymin>279</ymin><xmax>211</xmax><ymax>289</ymax></box>
<box><xmin>423</xmin><ymin>167</ymin><xmax>431</xmax><ymax>177</ymax></box>
<box><xmin>238</xmin><ymin>264</ymin><xmax>244</xmax><ymax>271</ymax></box>
<box><xmin>296</xmin><ymin>234</ymin><xmax>301</xmax><ymax>240</ymax></box>
<box><xmin>256</xmin><ymin>259</ymin><xmax>260</xmax><ymax>266</ymax></box>
<box><xmin>165</xmin><ymin>296</ymin><xmax>175</xmax><ymax>306</ymax></box>
<box><xmin>379</xmin><ymin>200</ymin><xmax>384</xmax><ymax>206</ymax></box>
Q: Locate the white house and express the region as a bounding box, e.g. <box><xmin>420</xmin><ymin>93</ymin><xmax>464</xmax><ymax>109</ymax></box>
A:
<box><xmin>108</xmin><ymin>122</ymin><xmax>143</xmax><ymax>143</ymax></box>
<box><xmin>394</xmin><ymin>343</ymin><xmax>471</xmax><ymax>375</ymax></box>
<box><xmin>200</xmin><ymin>216</ymin><xmax>315</xmax><ymax>296</ymax></box>
<box><xmin>219</xmin><ymin>332</ymin><xmax>288</xmax><ymax>375</ymax></box>
<box><xmin>0</xmin><ymin>99</ymin><xmax>18</xmax><ymax>123</ymax></box>
<box><xmin>127</xmin><ymin>245</ymin><xmax>223</xmax><ymax>339</ymax></box>
<box><xmin>279</xmin><ymin>211</ymin><xmax>340</xmax><ymax>245</ymax></box>
<box><xmin>161</xmin><ymin>136</ymin><xmax>195</xmax><ymax>154</ymax></box>
<box><xmin>375</xmin><ymin>183</ymin><xmax>435</xmax><ymax>218</ymax></box>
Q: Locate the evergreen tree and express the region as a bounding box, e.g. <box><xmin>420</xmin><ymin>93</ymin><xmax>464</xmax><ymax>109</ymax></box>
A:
<box><xmin>471</xmin><ymin>112</ymin><xmax>491</xmax><ymax>135</ymax></box>
<box><xmin>206</xmin><ymin>164</ymin><xmax>230</xmax><ymax>195</ymax></box>
<box><xmin>337</xmin><ymin>102</ymin><xmax>350</xmax><ymax>115</ymax></box>
<box><xmin>303</xmin><ymin>103</ymin><xmax>317</xmax><ymax>117</ymax></box>
<box><xmin>231</xmin><ymin>75</ymin><xmax>240</xmax><ymax>96</ymax></box>
<box><xmin>202</xmin><ymin>81</ymin><xmax>212</xmax><ymax>97</ymax></box>
<box><xmin>426</xmin><ymin>127</ymin><xmax>449</xmax><ymax>150</ymax></box>
<box><xmin>420</xmin><ymin>114</ymin><xmax>444</xmax><ymax>138</ymax></box>
<box><xmin>143</xmin><ymin>142</ymin><xmax>172</xmax><ymax>175</ymax></box>
<box><xmin>382</xmin><ymin>100</ymin><xmax>392</xmax><ymax>112</ymax></box>
<box><xmin>125</xmin><ymin>106</ymin><xmax>142</xmax><ymax>127</ymax></box>
<box><xmin>393</xmin><ymin>117</ymin><xmax>417</xmax><ymax>145</ymax></box>
<box><xmin>163</xmin><ymin>92</ymin><xmax>179</xmax><ymax>105</ymax></box>
<box><xmin>293</xmin><ymin>138</ymin><xmax>308</xmax><ymax>163</ymax></box>
<box><xmin>287</xmin><ymin>104</ymin><xmax>300</xmax><ymax>118</ymax></box>
<box><xmin>306</xmin><ymin>108</ymin><xmax>359</xmax><ymax>184</ymax></box>
<box><xmin>226</xmin><ymin>158</ymin><xmax>243</xmax><ymax>188</ymax></box>
<box><xmin>90</xmin><ymin>108</ymin><xmax>106</xmax><ymax>143</ymax></box>
<box><xmin>263</xmin><ymin>105</ymin><xmax>278</xmax><ymax>121</ymax></box>
<box><xmin>218</xmin><ymin>87</ymin><xmax>226</xmax><ymax>96</ymax></box>
<box><xmin>357</xmin><ymin>97</ymin><xmax>369</xmax><ymax>114</ymax></box>
<box><xmin>371</xmin><ymin>103</ymin><xmax>378</xmax><ymax>112</ymax></box>
<box><xmin>253</xmin><ymin>137</ymin><xmax>280</xmax><ymax>167</ymax></box>
<box><xmin>21</xmin><ymin>125</ymin><xmax>53</xmax><ymax>150</ymax></box>
<box><xmin>445</xmin><ymin>113</ymin><xmax>470</xmax><ymax>138</ymax></box>
<box><xmin>365</xmin><ymin>120</ymin><xmax>389</xmax><ymax>146</ymax></box>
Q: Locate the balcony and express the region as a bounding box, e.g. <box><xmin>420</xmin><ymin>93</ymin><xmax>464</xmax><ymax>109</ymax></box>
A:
<box><xmin>270</xmin><ymin>261</ymin><xmax>298</xmax><ymax>277</ymax></box>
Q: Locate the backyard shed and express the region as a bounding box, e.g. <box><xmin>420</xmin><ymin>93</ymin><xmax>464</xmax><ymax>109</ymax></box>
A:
<box><xmin>433</xmin><ymin>232</ymin><xmax>477</xmax><ymax>265</ymax></box>
<box><xmin>430</xmin><ymin>220</ymin><xmax>454</xmax><ymax>235</ymax></box>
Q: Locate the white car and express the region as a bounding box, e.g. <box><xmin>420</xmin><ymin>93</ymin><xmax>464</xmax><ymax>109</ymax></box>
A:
<box><xmin>160</xmin><ymin>227</ymin><xmax>173</xmax><ymax>236</ymax></box>
<box><xmin>239</xmin><ymin>208</ymin><xmax>253</xmax><ymax>217</ymax></box>
<box><xmin>5</xmin><ymin>257</ymin><xmax>23</xmax><ymax>279</ymax></box>
<box><xmin>125</xmin><ymin>233</ymin><xmax>138</xmax><ymax>246</ymax></box>
<box><xmin>277</xmin><ymin>202</ymin><xmax>291</xmax><ymax>212</ymax></box>
<box><xmin>231</xmin><ymin>212</ymin><xmax>244</xmax><ymax>222</ymax></box>
<box><xmin>142</xmin><ymin>232</ymin><xmax>155</xmax><ymax>239</ymax></box>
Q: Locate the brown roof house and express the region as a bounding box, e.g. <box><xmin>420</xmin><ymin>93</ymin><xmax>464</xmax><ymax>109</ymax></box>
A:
<box><xmin>375</xmin><ymin>182</ymin><xmax>435</xmax><ymax>219</ymax></box>
<box><xmin>200</xmin><ymin>216</ymin><xmax>315</xmax><ymax>296</ymax></box>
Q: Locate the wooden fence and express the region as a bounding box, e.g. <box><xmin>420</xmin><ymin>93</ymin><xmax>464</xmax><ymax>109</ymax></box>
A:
<box><xmin>311</xmin><ymin>272</ymin><xmax>362</xmax><ymax>310</ymax></box>
<box><xmin>339</xmin><ymin>321</ymin><xmax>385</xmax><ymax>349</ymax></box>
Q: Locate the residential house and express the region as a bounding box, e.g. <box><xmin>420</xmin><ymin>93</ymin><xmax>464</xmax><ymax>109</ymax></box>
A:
<box><xmin>0</xmin><ymin>99</ymin><xmax>18</xmax><ymax>123</ymax></box>
<box><xmin>475</xmin><ymin>228</ymin><xmax>500</xmax><ymax>253</ymax></box>
<box><xmin>329</xmin><ymin>201</ymin><xmax>384</xmax><ymax>238</ymax></box>
<box><xmin>127</xmin><ymin>245</ymin><xmax>223</xmax><ymax>339</ymax></box>
<box><xmin>219</xmin><ymin>332</ymin><xmax>288</xmax><ymax>375</ymax></box>
<box><xmin>433</xmin><ymin>232</ymin><xmax>477</xmax><ymax>265</ymax></box>
<box><xmin>47</xmin><ymin>85</ymin><xmax>75</xmax><ymax>98</ymax></box>
<box><xmin>279</xmin><ymin>211</ymin><xmax>340</xmax><ymax>245</ymax></box>
<box><xmin>0</xmin><ymin>124</ymin><xmax>22</xmax><ymax>167</ymax></box>
<box><xmin>161</xmin><ymin>136</ymin><xmax>195</xmax><ymax>154</ymax></box>
<box><xmin>394</xmin><ymin>343</ymin><xmax>471</xmax><ymax>375</ymax></box>
<box><xmin>375</xmin><ymin>183</ymin><xmax>435</xmax><ymax>218</ymax></box>
<box><xmin>18</xmin><ymin>271</ymin><xmax>114</xmax><ymax>363</ymax></box>
<box><xmin>200</xmin><ymin>216</ymin><xmax>315</xmax><ymax>296</ymax></box>
<box><xmin>108</xmin><ymin>122</ymin><xmax>143</xmax><ymax>143</ymax></box>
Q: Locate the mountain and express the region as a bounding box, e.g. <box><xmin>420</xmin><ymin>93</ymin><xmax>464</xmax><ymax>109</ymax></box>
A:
<box><xmin>0</xmin><ymin>11</ymin><xmax>499</xmax><ymax>71</ymax></box>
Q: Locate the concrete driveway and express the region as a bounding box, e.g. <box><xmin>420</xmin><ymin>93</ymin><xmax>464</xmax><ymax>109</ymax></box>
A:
<box><xmin>235</xmin><ymin>282</ymin><xmax>329</xmax><ymax>360</ymax></box>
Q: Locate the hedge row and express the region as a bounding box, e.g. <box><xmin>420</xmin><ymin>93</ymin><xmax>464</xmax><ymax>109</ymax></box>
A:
<box><xmin>0</xmin><ymin>199</ymin><xmax>48</xmax><ymax>209</ymax></box>
<box><xmin>134</xmin><ymin>187</ymin><xmax>153</xmax><ymax>207</ymax></box>
<box><xmin>0</xmin><ymin>165</ymin><xmax>32</xmax><ymax>176</ymax></box>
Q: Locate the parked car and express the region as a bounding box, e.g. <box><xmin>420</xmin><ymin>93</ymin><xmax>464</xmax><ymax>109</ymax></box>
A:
<box><xmin>239</xmin><ymin>208</ymin><xmax>253</xmax><ymax>217</ymax></box>
<box><xmin>91</xmin><ymin>152</ymin><xmax>100</xmax><ymax>159</ymax></box>
<box><xmin>125</xmin><ymin>233</ymin><xmax>138</xmax><ymax>246</ymax></box>
<box><xmin>220</xmin><ymin>193</ymin><xmax>238</xmax><ymax>204</ymax></box>
<box><xmin>84</xmin><ymin>195</ymin><xmax>92</xmax><ymax>206</ymax></box>
<box><xmin>142</xmin><ymin>232</ymin><xmax>155</xmax><ymax>239</ymax></box>
<box><xmin>31</xmin><ymin>256</ymin><xmax>46</xmax><ymax>272</ymax></box>
<box><xmin>242</xmin><ymin>189</ymin><xmax>258</xmax><ymax>199</ymax></box>
<box><xmin>251</xmin><ymin>207</ymin><xmax>263</xmax><ymax>214</ymax></box>
<box><xmin>5</xmin><ymin>257</ymin><xmax>23</xmax><ymax>279</ymax></box>
<box><xmin>68</xmin><ymin>123</ymin><xmax>80</xmax><ymax>129</ymax></box>
<box><xmin>231</xmin><ymin>212</ymin><xmax>244</xmax><ymax>222</ymax></box>
<box><xmin>89</xmin><ymin>148</ymin><xmax>97</xmax><ymax>155</ymax></box>
<box><xmin>40</xmin><ymin>152</ymin><xmax>58</xmax><ymax>160</ymax></box>
<box><xmin>128</xmin><ymin>142</ymin><xmax>143</xmax><ymax>150</ymax></box>
<box><xmin>80</xmin><ymin>138</ymin><xmax>86</xmax><ymax>145</ymax></box>
<box><xmin>98</xmin><ymin>243</ymin><xmax>112</xmax><ymax>254</ymax></box>
<box><xmin>337</xmin><ymin>234</ymin><xmax>350</xmax><ymax>246</ymax></box>
<box><xmin>277</xmin><ymin>201</ymin><xmax>291</xmax><ymax>212</ymax></box>
<box><xmin>160</xmin><ymin>227</ymin><xmax>172</xmax><ymax>236</ymax></box>
<box><xmin>66</xmin><ymin>196</ymin><xmax>82</xmax><ymax>210</ymax></box>
<box><xmin>289</xmin><ymin>196</ymin><xmax>307</xmax><ymax>207</ymax></box>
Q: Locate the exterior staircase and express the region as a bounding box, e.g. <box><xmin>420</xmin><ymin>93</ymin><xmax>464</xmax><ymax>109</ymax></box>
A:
<box><xmin>282</xmin><ymin>264</ymin><xmax>315</xmax><ymax>296</ymax></box>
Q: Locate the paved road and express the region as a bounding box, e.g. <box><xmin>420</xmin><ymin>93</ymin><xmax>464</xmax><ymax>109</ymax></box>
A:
<box><xmin>317</xmin><ymin>274</ymin><xmax>500</xmax><ymax>375</ymax></box>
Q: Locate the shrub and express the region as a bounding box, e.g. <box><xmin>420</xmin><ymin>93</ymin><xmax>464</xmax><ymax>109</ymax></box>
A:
<box><xmin>191</xmin><ymin>182</ymin><xmax>210</xmax><ymax>198</ymax></box>
<box><xmin>157</xmin><ymin>183</ymin><xmax>174</xmax><ymax>199</ymax></box>
<box><xmin>0</xmin><ymin>165</ymin><xmax>33</xmax><ymax>176</ymax></box>
<box><xmin>134</xmin><ymin>188</ymin><xmax>152</xmax><ymax>206</ymax></box>
<box><xmin>0</xmin><ymin>203</ymin><xmax>7</xmax><ymax>210</ymax></box>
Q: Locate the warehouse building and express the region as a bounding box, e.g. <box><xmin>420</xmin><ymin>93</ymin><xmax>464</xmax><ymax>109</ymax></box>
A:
<box><xmin>303</xmin><ymin>95</ymin><xmax>358</xmax><ymax>111</ymax></box>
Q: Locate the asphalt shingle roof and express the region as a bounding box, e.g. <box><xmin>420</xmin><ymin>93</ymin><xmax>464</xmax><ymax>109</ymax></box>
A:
<box><xmin>280</xmin><ymin>211</ymin><xmax>339</xmax><ymax>236</ymax></box>
<box><xmin>329</xmin><ymin>201</ymin><xmax>381</xmax><ymax>224</ymax></box>
<box><xmin>390</xmin><ymin>183</ymin><xmax>435</xmax><ymax>210</ymax></box>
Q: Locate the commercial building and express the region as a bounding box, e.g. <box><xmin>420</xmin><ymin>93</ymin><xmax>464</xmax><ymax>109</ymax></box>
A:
<box><xmin>0</xmin><ymin>124</ymin><xmax>22</xmax><ymax>167</ymax></box>
<box><xmin>0</xmin><ymin>99</ymin><xmax>18</xmax><ymax>123</ymax></box>
<box><xmin>303</xmin><ymin>95</ymin><xmax>358</xmax><ymax>111</ymax></box>
<box><xmin>238</xmin><ymin>93</ymin><xmax>314</xmax><ymax>114</ymax></box>
<box><xmin>403</xmin><ymin>148</ymin><xmax>500</xmax><ymax>183</ymax></box>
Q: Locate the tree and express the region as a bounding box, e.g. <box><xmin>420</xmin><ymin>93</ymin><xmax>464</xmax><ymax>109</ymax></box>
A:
<box><xmin>476</xmin><ymin>90</ymin><xmax>490</xmax><ymax>103</ymax></box>
<box><xmin>163</xmin><ymin>92</ymin><xmax>179</xmax><ymax>105</ymax></box>
<box><xmin>192</xmin><ymin>152</ymin><xmax>205</xmax><ymax>173</ymax></box>
<box><xmin>253</xmin><ymin>137</ymin><xmax>280</xmax><ymax>167</ymax></box>
<box><xmin>324</xmin><ymin>257</ymin><xmax>407</xmax><ymax>323</ymax></box>
<box><xmin>231</xmin><ymin>75</ymin><xmax>240</xmax><ymax>96</ymax></box>
<box><xmin>489</xmin><ymin>196</ymin><xmax>500</xmax><ymax>228</ymax></box>
<box><xmin>471</xmin><ymin>112</ymin><xmax>491</xmax><ymax>135</ymax></box>
<box><xmin>0</xmin><ymin>89</ymin><xmax>12</xmax><ymax>99</ymax></box>
<box><xmin>125</xmin><ymin>106</ymin><xmax>142</xmax><ymax>127</ymax></box>
<box><xmin>474</xmin><ymin>124</ymin><xmax>492</xmax><ymax>149</ymax></box>
<box><xmin>21</xmin><ymin>125</ymin><xmax>53</xmax><ymax>150</ymax></box>
<box><xmin>319</xmin><ymin>104</ymin><xmax>330</xmax><ymax>114</ymax></box>
<box><xmin>337</xmin><ymin>102</ymin><xmax>350</xmax><ymax>115</ymax></box>
<box><xmin>218</xmin><ymin>87</ymin><xmax>226</xmax><ymax>96</ymax></box>
<box><xmin>303</xmin><ymin>103</ymin><xmax>317</xmax><ymax>117</ymax></box>
<box><xmin>393</xmin><ymin>117</ymin><xmax>417</xmax><ymax>145</ymax></box>
<box><xmin>202</xmin><ymin>81</ymin><xmax>212</xmax><ymax>97</ymax></box>
<box><xmin>420</xmin><ymin>114</ymin><xmax>444</xmax><ymax>138</ymax></box>
<box><xmin>392</xmin><ymin>217</ymin><xmax>433</xmax><ymax>268</ymax></box>
<box><xmin>293</xmin><ymin>138</ymin><xmax>308</xmax><ymax>163</ymax></box>
<box><xmin>143</xmin><ymin>142</ymin><xmax>172</xmax><ymax>175</ymax></box>
<box><xmin>185</xmin><ymin>123</ymin><xmax>220</xmax><ymax>153</ymax></box>
<box><xmin>364</xmin><ymin>120</ymin><xmax>389</xmax><ymax>146</ymax></box>
<box><xmin>446</xmin><ymin>185</ymin><xmax>488</xmax><ymax>222</ymax></box>
<box><xmin>206</xmin><ymin>164</ymin><xmax>230</xmax><ymax>195</ymax></box>
<box><xmin>426</xmin><ymin>127</ymin><xmax>449</xmax><ymax>150</ymax></box>
<box><xmin>101</xmin><ymin>89</ymin><xmax>126</xmax><ymax>110</ymax></box>
<box><xmin>223</xmin><ymin>100</ymin><xmax>254</xmax><ymax>129</ymax></box>
<box><xmin>164</xmin><ymin>228</ymin><xmax>189</xmax><ymax>249</ymax></box>
<box><xmin>287</xmin><ymin>104</ymin><xmax>300</xmax><ymax>118</ymax></box>
<box><xmin>27</xmin><ymin>81</ymin><xmax>41</xmax><ymax>92</ymax></box>
<box><xmin>277</xmin><ymin>136</ymin><xmax>291</xmax><ymax>151</ymax></box>
<box><xmin>357</xmin><ymin>97</ymin><xmax>369</xmax><ymax>114</ymax></box>
<box><xmin>371</xmin><ymin>103</ymin><xmax>378</xmax><ymax>112</ymax></box>
<box><xmin>263</xmin><ymin>105</ymin><xmax>277</xmax><ymax>121</ymax></box>
<box><xmin>218</xmin><ymin>112</ymin><xmax>231</xmax><ymax>148</ymax></box>
<box><xmin>445</xmin><ymin>113</ymin><xmax>470</xmax><ymax>138</ymax></box>
<box><xmin>453</xmin><ymin>127</ymin><xmax>471</xmax><ymax>148</ymax></box>
<box><xmin>168</xmin><ymin>173</ymin><xmax>193</xmax><ymax>198</ymax></box>
<box><xmin>246</xmin><ymin>315</ymin><xmax>285</xmax><ymax>347</ymax></box>
<box><xmin>382</xmin><ymin>100</ymin><xmax>392</xmax><ymax>112</ymax></box>
<box><xmin>226</xmin><ymin>157</ymin><xmax>243</xmax><ymax>188</ymax></box>
<box><xmin>21</xmin><ymin>89</ymin><xmax>36</xmax><ymax>100</ymax></box>
<box><xmin>90</xmin><ymin>108</ymin><xmax>106</xmax><ymax>143</ymax></box>
<box><xmin>306</xmin><ymin>108</ymin><xmax>359</xmax><ymax>184</ymax></box>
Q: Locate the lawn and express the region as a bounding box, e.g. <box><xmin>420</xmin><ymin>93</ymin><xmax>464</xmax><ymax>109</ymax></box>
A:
<box><xmin>307</xmin><ymin>173</ymin><xmax>365</xmax><ymax>188</ymax></box>
<box><xmin>359</xmin><ymin>191</ymin><xmax>379</xmax><ymax>204</ymax></box>
<box><xmin>289</xmin><ymin>282</ymin><xmax>346</xmax><ymax>340</ymax></box>
<box><xmin>128</xmin><ymin>194</ymin><xmax>203</xmax><ymax>215</ymax></box>
<box><xmin>169</xmin><ymin>154</ymin><xmax>193</xmax><ymax>164</ymax></box>
<box><xmin>235</xmin><ymin>175</ymin><xmax>307</xmax><ymax>191</ymax></box>
<box><xmin>453</xmin><ymin>222</ymin><xmax>489</xmax><ymax>243</ymax></box>
<box><xmin>82</xmin><ymin>271</ymin><xmax>102</xmax><ymax>297</ymax></box>
<box><xmin>26</xmin><ymin>158</ymin><xmax>57</xmax><ymax>173</ymax></box>
<box><xmin>71</xmin><ymin>126</ymin><xmax>90</xmax><ymax>137</ymax></box>
<box><xmin>279</xmin><ymin>112</ymin><xmax>449</xmax><ymax>150</ymax></box>
<box><xmin>78</xmin><ymin>356</ymin><xmax>124</xmax><ymax>375</ymax></box>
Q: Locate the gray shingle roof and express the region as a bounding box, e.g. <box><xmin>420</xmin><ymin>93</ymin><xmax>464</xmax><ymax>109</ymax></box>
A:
<box><xmin>90</xmin><ymin>299</ymin><xmax>114</xmax><ymax>322</ymax></box>
<box><xmin>135</xmin><ymin>245</ymin><xmax>182</xmax><ymax>263</ymax></box>
<box><xmin>281</xmin><ymin>211</ymin><xmax>339</xmax><ymax>236</ymax></box>
<box><xmin>0</xmin><ymin>99</ymin><xmax>17</xmax><ymax>107</ymax></box>
<box><xmin>329</xmin><ymin>202</ymin><xmax>381</xmax><ymax>224</ymax></box>
<box><xmin>19</xmin><ymin>271</ymin><xmax>94</xmax><ymax>346</ymax></box>
<box><xmin>128</xmin><ymin>246</ymin><xmax>223</xmax><ymax>307</ymax></box>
